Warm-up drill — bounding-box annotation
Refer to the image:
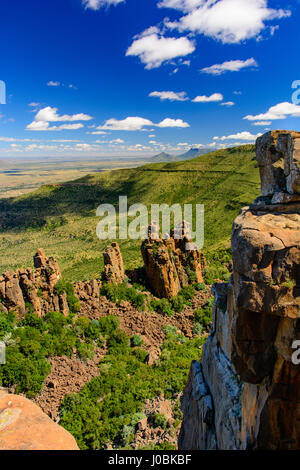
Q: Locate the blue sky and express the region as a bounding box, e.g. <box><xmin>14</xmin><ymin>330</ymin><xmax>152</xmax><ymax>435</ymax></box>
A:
<box><xmin>0</xmin><ymin>0</ymin><xmax>299</xmax><ymax>158</ymax></box>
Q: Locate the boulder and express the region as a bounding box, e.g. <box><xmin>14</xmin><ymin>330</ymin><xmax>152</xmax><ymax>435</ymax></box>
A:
<box><xmin>0</xmin><ymin>392</ymin><xmax>79</xmax><ymax>450</ymax></box>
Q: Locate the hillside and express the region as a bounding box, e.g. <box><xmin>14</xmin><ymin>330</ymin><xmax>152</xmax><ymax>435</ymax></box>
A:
<box><xmin>0</xmin><ymin>145</ymin><xmax>260</xmax><ymax>282</ymax></box>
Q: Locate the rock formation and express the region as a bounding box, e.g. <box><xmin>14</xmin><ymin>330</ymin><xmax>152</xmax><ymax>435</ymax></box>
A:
<box><xmin>0</xmin><ymin>390</ymin><xmax>79</xmax><ymax>450</ymax></box>
<box><xmin>141</xmin><ymin>221</ymin><xmax>204</xmax><ymax>299</ymax></box>
<box><xmin>179</xmin><ymin>130</ymin><xmax>300</xmax><ymax>450</ymax></box>
<box><xmin>101</xmin><ymin>242</ymin><xmax>125</xmax><ymax>283</ymax></box>
<box><xmin>0</xmin><ymin>249</ymin><xmax>69</xmax><ymax>318</ymax></box>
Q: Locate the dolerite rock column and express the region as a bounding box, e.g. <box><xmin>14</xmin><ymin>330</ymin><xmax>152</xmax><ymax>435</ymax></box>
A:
<box><xmin>179</xmin><ymin>130</ymin><xmax>300</xmax><ymax>450</ymax></box>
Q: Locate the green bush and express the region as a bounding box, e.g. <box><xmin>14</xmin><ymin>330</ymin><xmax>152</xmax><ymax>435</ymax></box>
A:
<box><xmin>171</xmin><ymin>295</ymin><xmax>185</xmax><ymax>313</ymax></box>
<box><xmin>150</xmin><ymin>298</ymin><xmax>174</xmax><ymax>316</ymax></box>
<box><xmin>150</xmin><ymin>413</ymin><xmax>167</xmax><ymax>429</ymax></box>
<box><xmin>101</xmin><ymin>283</ymin><xmax>147</xmax><ymax>311</ymax></box>
<box><xmin>77</xmin><ymin>342</ymin><xmax>95</xmax><ymax>360</ymax></box>
<box><xmin>131</xmin><ymin>334</ymin><xmax>143</xmax><ymax>347</ymax></box>
<box><xmin>194</xmin><ymin>307</ymin><xmax>212</xmax><ymax>331</ymax></box>
<box><xmin>0</xmin><ymin>312</ymin><xmax>15</xmax><ymax>340</ymax></box>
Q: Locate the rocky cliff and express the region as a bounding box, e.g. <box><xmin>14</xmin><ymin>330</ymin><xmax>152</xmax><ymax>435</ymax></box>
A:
<box><xmin>179</xmin><ymin>130</ymin><xmax>300</xmax><ymax>450</ymax></box>
<box><xmin>141</xmin><ymin>221</ymin><xmax>204</xmax><ymax>299</ymax></box>
<box><xmin>0</xmin><ymin>249</ymin><xmax>69</xmax><ymax>318</ymax></box>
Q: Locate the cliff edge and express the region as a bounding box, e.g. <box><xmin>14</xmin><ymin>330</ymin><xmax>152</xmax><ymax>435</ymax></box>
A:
<box><xmin>179</xmin><ymin>130</ymin><xmax>300</xmax><ymax>450</ymax></box>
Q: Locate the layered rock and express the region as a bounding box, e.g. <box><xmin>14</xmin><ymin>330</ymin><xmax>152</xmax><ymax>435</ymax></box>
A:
<box><xmin>0</xmin><ymin>249</ymin><xmax>69</xmax><ymax>318</ymax></box>
<box><xmin>0</xmin><ymin>391</ymin><xmax>79</xmax><ymax>450</ymax></box>
<box><xmin>101</xmin><ymin>242</ymin><xmax>125</xmax><ymax>283</ymax></box>
<box><xmin>179</xmin><ymin>130</ymin><xmax>300</xmax><ymax>450</ymax></box>
<box><xmin>141</xmin><ymin>221</ymin><xmax>204</xmax><ymax>299</ymax></box>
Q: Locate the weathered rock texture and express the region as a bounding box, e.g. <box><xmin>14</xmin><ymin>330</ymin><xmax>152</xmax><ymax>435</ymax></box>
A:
<box><xmin>101</xmin><ymin>242</ymin><xmax>125</xmax><ymax>283</ymax></box>
<box><xmin>141</xmin><ymin>222</ymin><xmax>204</xmax><ymax>299</ymax></box>
<box><xmin>0</xmin><ymin>249</ymin><xmax>69</xmax><ymax>318</ymax></box>
<box><xmin>179</xmin><ymin>130</ymin><xmax>300</xmax><ymax>450</ymax></box>
<box><xmin>0</xmin><ymin>391</ymin><xmax>79</xmax><ymax>450</ymax></box>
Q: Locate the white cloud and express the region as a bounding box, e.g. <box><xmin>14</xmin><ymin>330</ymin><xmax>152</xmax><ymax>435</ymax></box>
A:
<box><xmin>192</xmin><ymin>93</ymin><xmax>223</xmax><ymax>103</ymax></box>
<box><xmin>252</xmin><ymin>121</ymin><xmax>272</xmax><ymax>126</ymax></box>
<box><xmin>220</xmin><ymin>101</ymin><xmax>235</xmax><ymax>107</ymax></box>
<box><xmin>158</xmin><ymin>0</ymin><xmax>203</xmax><ymax>12</ymax></box>
<box><xmin>47</xmin><ymin>81</ymin><xmax>60</xmax><ymax>87</ymax></box>
<box><xmin>97</xmin><ymin>116</ymin><xmax>190</xmax><ymax>131</ymax></box>
<box><xmin>213</xmin><ymin>131</ymin><xmax>262</xmax><ymax>141</ymax></box>
<box><xmin>98</xmin><ymin>116</ymin><xmax>154</xmax><ymax>131</ymax></box>
<box><xmin>26</xmin><ymin>122</ymin><xmax>84</xmax><ymax>131</ymax></box>
<box><xmin>244</xmin><ymin>102</ymin><xmax>300</xmax><ymax>121</ymax></box>
<box><xmin>33</xmin><ymin>106</ymin><xmax>92</xmax><ymax>122</ymax></box>
<box><xmin>82</xmin><ymin>0</ymin><xmax>125</xmax><ymax>10</ymax></box>
<box><xmin>164</xmin><ymin>0</ymin><xmax>291</xmax><ymax>44</ymax></box>
<box><xmin>126</xmin><ymin>28</ymin><xmax>195</xmax><ymax>69</ymax></box>
<box><xmin>26</xmin><ymin>106</ymin><xmax>92</xmax><ymax>131</ymax></box>
<box><xmin>201</xmin><ymin>58</ymin><xmax>258</xmax><ymax>75</ymax></box>
<box><xmin>149</xmin><ymin>91</ymin><xmax>188</xmax><ymax>101</ymax></box>
<box><xmin>157</xmin><ymin>118</ymin><xmax>190</xmax><ymax>128</ymax></box>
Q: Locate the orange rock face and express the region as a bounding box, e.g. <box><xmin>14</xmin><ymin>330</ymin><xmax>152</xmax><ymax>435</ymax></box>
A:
<box><xmin>0</xmin><ymin>249</ymin><xmax>72</xmax><ymax>318</ymax></box>
<box><xmin>179</xmin><ymin>130</ymin><xmax>300</xmax><ymax>450</ymax></box>
<box><xmin>101</xmin><ymin>242</ymin><xmax>125</xmax><ymax>283</ymax></box>
<box><xmin>0</xmin><ymin>392</ymin><xmax>79</xmax><ymax>450</ymax></box>
<box><xmin>141</xmin><ymin>222</ymin><xmax>204</xmax><ymax>299</ymax></box>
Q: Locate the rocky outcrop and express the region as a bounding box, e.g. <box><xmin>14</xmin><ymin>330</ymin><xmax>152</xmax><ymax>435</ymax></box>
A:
<box><xmin>101</xmin><ymin>242</ymin><xmax>125</xmax><ymax>283</ymax></box>
<box><xmin>0</xmin><ymin>249</ymin><xmax>69</xmax><ymax>318</ymax></box>
<box><xmin>141</xmin><ymin>222</ymin><xmax>204</xmax><ymax>299</ymax></box>
<box><xmin>179</xmin><ymin>130</ymin><xmax>300</xmax><ymax>450</ymax></box>
<box><xmin>0</xmin><ymin>390</ymin><xmax>79</xmax><ymax>450</ymax></box>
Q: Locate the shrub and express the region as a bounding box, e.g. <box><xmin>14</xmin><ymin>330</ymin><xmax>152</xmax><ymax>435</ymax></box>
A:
<box><xmin>171</xmin><ymin>295</ymin><xmax>185</xmax><ymax>313</ymax></box>
<box><xmin>150</xmin><ymin>413</ymin><xmax>167</xmax><ymax>429</ymax></box>
<box><xmin>20</xmin><ymin>313</ymin><xmax>45</xmax><ymax>332</ymax></box>
<box><xmin>77</xmin><ymin>342</ymin><xmax>95</xmax><ymax>360</ymax></box>
<box><xmin>150</xmin><ymin>298</ymin><xmax>174</xmax><ymax>316</ymax></box>
<box><xmin>0</xmin><ymin>312</ymin><xmax>15</xmax><ymax>340</ymax></box>
<box><xmin>131</xmin><ymin>334</ymin><xmax>143</xmax><ymax>347</ymax></box>
<box><xmin>101</xmin><ymin>283</ymin><xmax>147</xmax><ymax>311</ymax></box>
<box><xmin>194</xmin><ymin>307</ymin><xmax>212</xmax><ymax>331</ymax></box>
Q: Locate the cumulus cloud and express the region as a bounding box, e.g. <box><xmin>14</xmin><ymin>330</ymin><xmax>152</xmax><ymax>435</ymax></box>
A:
<box><xmin>158</xmin><ymin>0</ymin><xmax>203</xmax><ymax>12</ymax></box>
<box><xmin>244</xmin><ymin>102</ymin><xmax>300</xmax><ymax>121</ymax></box>
<box><xmin>47</xmin><ymin>81</ymin><xmax>60</xmax><ymax>87</ymax></box>
<box><xmin>213</xmin><ymin>131</ymin><xmax>262</xmax><ymax>141</ymax></box>
<box><xmin>220</xmin><ymin>101</ymin><xmax>235</xmax><ymax>107</ymax></box>
<box><xmin>192</xmin><ymin>93</ymin><xmax>223</xmax><ymax>103</ymax></box>
<box><xmin>82</xmin><ymin>0</ymin><xmax>125</xmax><ymax>10</ymax></box>
<box><xmin>26</xmin><ymin>106</ymin><xmax>92</xmax><ymax>131</ymax></box>
<box><xmin>252</xmin><ymin>121</ymin><xmax>272</xmax><ymax>126</ymax></box>
<box><xmin>126</xmin><ymin>28</ymin><xmax>195</xmax><ymax>69</ymax></box>
<box><xmin>97</xmin><ymin>116</ymin><xmax>190</xmax><ymax>131</ymax></box>
<box><xmin>26</xmin><ymin>122</ymin><xmax>84</xmax><ymax>131</ymax></box>
<box><xmin>33</xmin><ymin>106</ymin><xmax>92</xmax><ymax>122</ymax></box>
<box><xmin>98</xmin><ymin>117</ymin><xmax>154</xmax><ymax>131</ymax></box>
<box><xmin>164</xmin><ymin>0</ymin><xmax>291</xmax><ymax>44</ymax></box>
<box><xmin>149</xmin><ymin>91</ymin><xmax>188</xmax><ymax>101</ymax></box>
<box><xmin>157</xmin><ymin>118</ymin><xmax>190</xmax><ymax>128</ymax></box>
<box><xmin>201</xmin><ymin>58</ymin><xmax>258</xmax><ymax>75</ymax></box>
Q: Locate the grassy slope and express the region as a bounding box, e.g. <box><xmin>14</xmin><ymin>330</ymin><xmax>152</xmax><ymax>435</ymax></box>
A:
<box><xmin>0</xmin><ymin>145</ymin><xmax>260</xmax><ymax>282</ymax></box>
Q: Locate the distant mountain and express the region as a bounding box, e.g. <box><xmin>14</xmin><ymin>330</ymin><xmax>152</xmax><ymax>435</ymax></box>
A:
<box><xmin>151</xmin><ymin>148</ymin><xmax>210</xmax><ymax>163</ymax></box>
